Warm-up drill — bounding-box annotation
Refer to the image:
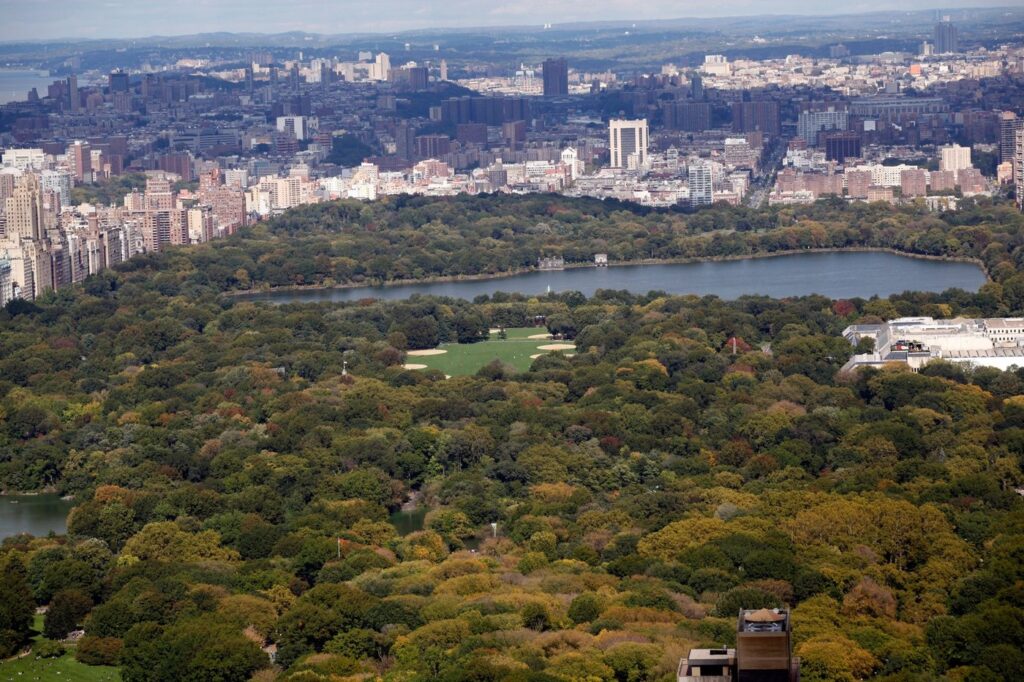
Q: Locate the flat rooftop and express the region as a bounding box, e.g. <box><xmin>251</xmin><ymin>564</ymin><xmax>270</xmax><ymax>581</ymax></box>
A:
<box><xmin>943</xmin><ymin>348</ymin><xmax>1024</xmax><ymax>359</ymax></box>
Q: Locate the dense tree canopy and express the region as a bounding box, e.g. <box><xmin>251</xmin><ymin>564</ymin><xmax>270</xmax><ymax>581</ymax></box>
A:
<box><xmin>1</xmin><ymin>195</ymin><xmax>1023</xmax><ymax>680</ymax></box>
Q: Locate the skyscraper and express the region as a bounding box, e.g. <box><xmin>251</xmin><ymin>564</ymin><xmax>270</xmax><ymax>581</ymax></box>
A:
<box><xmin>406</xmin><ymin>66</ymin><xmax>429</xmax><ymax>90</ymax></box>
<box><xmin>67</xmin><ymin>75</ymin><xmax>79</xmax><ymax>113</ymax></box>
<box><xmin>609</xmin><ymin>119</ymin><xmax>648</xmax><ymax>170</ymax></box>
<box><xmin>940</xmin><ymin>144</ymin><xmax>972</xmax><ymax>173</ymax></box>
<box><xmin>1015</xmin><ymin>127</ymin><xmax>1024</xmax><ymax>212</ymax></box>
<box><xmin>4</xmin><ymin>173</ymin><xmax>44</xmax><ymax>241</ymax></box>
<box><xmin>663</xmin><ymin>102</ymin><xmax>711</xmax><ymax>132</ymax></box>
<box><xmin>688</xmin><ymin>163</ymin><xmax>713</xmax><ymax>206</ymax></box>
<box><xmin>690</xmin><ymin>74</ymin><xmax>704</xmax><ymax>100</ymax></box>
<box><xmin>731</xmin><ymin>100</ymin><xmax>780</xmax><ymax>137</ymax></box>
<box><xmin>543</xmin><ymin>58</ymin><xmax>568</xmax><ymax>97</ymax></box>
<box><xmin>797</xmin><ymin>108</ymin><xmax>849</xmax><ymax>147</ymax></box>
<box><xmin>109</xmin><ymin>70</ymin><xmax>129</xmax><ymax>93</ymax></box>
<box><xmin>372</xmin><ymin>53</ymin><xmax>391</xmax><ymax>81</ymax></box>
<box><xmin>999</xmin><ymin>112</ymin><xmax>1022</xmax><ymax>167</ymax></box>
<box><xmin>934</xmin><ymin>18</ymin><xmax>959</xmax><ymax>54</ymax></box>
<box><xmin>40</xmin><ymin>169</ymin><xmax>73</xmax><ymax>207</ymax></box>
<box><xmin>68</xmin><ymin>140</ymin><xmax>91</xmax><ymax>183</ymax></box>
<box><xmin>823</xmin><ymin>132</ymin><xmax>862</xmax><ymax>163</ymax></box>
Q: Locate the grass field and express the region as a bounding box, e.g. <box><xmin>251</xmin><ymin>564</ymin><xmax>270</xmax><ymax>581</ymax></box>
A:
<box><xmin>0</xmin><ymin>615</ymin><xmax>121</xmax><ymax>682</ymax></box>
<box><xmin>406</xmin><ymin>327</ymin><xmax>575</xmax><ymax>376</ymax></box>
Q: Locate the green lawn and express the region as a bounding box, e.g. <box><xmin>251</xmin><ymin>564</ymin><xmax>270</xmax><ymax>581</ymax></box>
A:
<box><xmin>405</xmin><ymin>327</ymin><xmax>576</xmax><ymax>376</ymax></box>
<box><xmin>0</xmin><ymin>615</ymin><xmax>121</xmax><ymax>682</ymax></box>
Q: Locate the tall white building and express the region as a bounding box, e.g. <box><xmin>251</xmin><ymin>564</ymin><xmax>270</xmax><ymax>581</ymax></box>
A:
<box><xmin>797</xmin><ymin>108</ymin><xmax>849</xmax><ymax>147</ymax></box>
<box><xmin>561</xmin><ymin>147</ymin><xmax>582</xmax><ymax>181</ymax></box>
<box><xmin>224</xmin><ymin>169</ymin><xmax>249</xmax><ymax>189</ymax></box>
<box><xmin>371</xmin><ymin>53</ymin><xmax>391</xmax><ymax>81</ymax></box>
<box><xmin>940</xmin><ymin>144</ymin><xmax>972</xmax><ymax>173</ymax></box>
<box><xmin>609</xmin><ymin>119</ymin><xmax>649</xmax><ymax>170</ymax></box>
<box><xmin>40</xmin><ymin>169</ymin><xmax>73</xmax><ymax>207</ymax></box>
<box><xmin>702</xmin><ymin>54</ymin><xmax>731</xmax><ymax>76</ymax></box>
<box><xmin>1</xmin><ymin>148</ymin><xmax>45</xmax><ymax>171</ymax></box>
<box><xmin>276</xmin><ymin>116</ymin><xmax>317</xmax><ymax>141</ymax></box>
<box><xmin>688</xmin><ymin>163</ymin><xmax>713</xmax><ymax>206</ymax></box>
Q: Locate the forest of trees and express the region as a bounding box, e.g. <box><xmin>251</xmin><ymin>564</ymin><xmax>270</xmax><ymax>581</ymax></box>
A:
<box><xmin>0</xmin><ymin>195</ymin><xmax>1023</xmax><ymax>681</ymax></box>
<box><xmin>182</xmin><ymin>194</ymin><xmax>1024</xmax><ymax>296</ymax></box>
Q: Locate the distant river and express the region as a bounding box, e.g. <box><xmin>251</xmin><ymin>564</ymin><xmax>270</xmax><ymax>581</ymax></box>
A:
<box><xmin>0</xmin><ymin>494</ymin><xmax>74</xmax><ymax>538</ymax></box>
<box><xmin>0</xmin><ymin>69</ymin><xmax>54</xmax><ymax>104</ymax></box>
<box><xmin>243</xmin><ymin>252</ymin><xmax>987</xmax><ymax>304</ymax></box>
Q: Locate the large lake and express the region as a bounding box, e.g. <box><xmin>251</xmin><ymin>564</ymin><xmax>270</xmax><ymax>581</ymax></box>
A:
<box><xmin>0</xmin><ymin>494</ymin><xmax>74</xmax><ymax>538</ymax></box>
<box><xmin>244</xmin><ymin>252</ymin><xmax>987</xmax><ymax>304</ymax></box>
<box><xmin>0</xmin><ymin>69</ymin><xmax>54</xmax><ymax>104</ymax></box>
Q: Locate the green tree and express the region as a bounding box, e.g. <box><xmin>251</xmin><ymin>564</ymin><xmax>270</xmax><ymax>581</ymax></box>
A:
<box><xmin>0</xmin><ymin>553</ymin><xmax>34</xmax><ymax>657</ymax></box>
<box><xmin>121</xmin><ymin>618</ymin><xmax>267</xmax><ymax>682</ymax></box>
<box><xmin>44</xmin><ymin>589</ymin><xmax>93</xmax><ymax>640</ymax></box>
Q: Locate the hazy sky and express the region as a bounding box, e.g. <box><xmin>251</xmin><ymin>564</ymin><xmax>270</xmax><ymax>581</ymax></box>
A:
<box><xmin>0</xmin><ymin>0</ymin><xmax>1006</xmax><ymax>41</ymax></box>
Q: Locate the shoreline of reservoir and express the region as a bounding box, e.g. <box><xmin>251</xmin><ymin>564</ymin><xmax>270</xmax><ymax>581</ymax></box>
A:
<box><xmin>226</xmin><ymin>247</ymin><xmax>990</xmax><ymax>299</ymax></box>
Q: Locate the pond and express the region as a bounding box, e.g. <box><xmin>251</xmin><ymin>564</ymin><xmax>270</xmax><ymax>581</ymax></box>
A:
<box><xmin>0</xmin><ymin>494</ymin><xmax>74</xmax><ymax>539</ymax></box>
<box><xmin>241</xmin><ymin>251</ymin><xmax>986</xmax><ymax>304</ymax></box>
<box><xmin>388</xmin><ymin>507</ymin><xmax>427</xmax><ymax>536</ymax></box>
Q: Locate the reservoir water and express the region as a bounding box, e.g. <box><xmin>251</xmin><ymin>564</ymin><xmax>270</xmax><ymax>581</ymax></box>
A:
<box><xmin>389</xmin><ymin>508</ymin><xmax>427</xmax><ymax>536</ymax></box>
<box><xmin>0</xmin><ymin>494</ymin><xmax>74</xmax><ymax>538</ymax></box>
<box><xmin>244</xmin><ymin>252</ymin><xmax>987</xmax><ymax>304</ymax></box>
<box><xmin>0</xmin><ymin>69</ymin><xmax>54</xmax><ymax>104</ymax></box>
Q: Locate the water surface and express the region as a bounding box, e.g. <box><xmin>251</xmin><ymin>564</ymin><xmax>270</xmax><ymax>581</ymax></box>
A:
<box><xmin>0</xmin><ymin>494</ymin><xmax>74</xmax><ymax>538</ymax></box>
<box><xmin>245</xmin><ymin>252</ymin><xmax>986</xmax><ymax>304</ymax></box>
<box><xmin>389</xmin><ymin>508</ymin><xmax>427</xmax><ymax>536</ymax></box>
<box><xmin>0</xmin><ymin>69</ymin><xmax>54</xmax><ymax>104</ymax></box>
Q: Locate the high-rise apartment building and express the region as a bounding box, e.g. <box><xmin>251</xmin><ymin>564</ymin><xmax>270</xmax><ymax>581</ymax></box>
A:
<box><xmin>900</xmin><ymin>169</ymin><xmax>928</xmax><ymax>198</ymax></box>
<box><xmin>1000</xmin><ymin>112</ymin><xmax>1022</xmax><ymax>169</ymax></box>
<box><xmin>663</xmin><ymin>102</ymin><xmax>710</xmax><ymax>132</ymax></box>
<box><xmin>940</xmin><ymin>144</ymin><xmax>972</xmax><ymax>172</ymax></box>
<box><xmin>276</xmin><ymin>115</ymin><xmax>317</xmax><ymax>141</ymax></box>
<box><xmin>40</xmin><ymin>170</ymin><xmax>73</xmax><ymax>207</ymax></box>
<box><xmin>702</xmin><ymin>54</ymin><xmax>731</xmax><ymax>76</ymax></box>
<box><xmin>542</xmin><ymin>58</ymin><xmax>568</xmax><ymax>97</ymax></box>
<box><xmin>502</xmin><ymin>120</ymin><xmax>526</xmax><ymax>150</ymax></box>
<box><xmin>67</xmin><ymin>75</ymin><xmax>79</xmax><ymax>113</ymax></box>
<box><xmin>1016</xmin><ymin>127</ymin><xmax>1024</xmax><ymax>212</ymax></box>
<box><xmin>372</xmin><ymin>53</ymin><xmax>391</xmax><ymax>81</ymax></box>
<box><xmin>823</xmin><ymin>132</ymin><xmax>862</xmax><ymax>163</ymax></box>
<box><xmin>609</xmin><ymin>119</ymin><xmax>648</xmax><ymax>170</ymax></box>
<box><xmin>2</xmin><ymin>148</ymin><xmax>45</xmax><ymax>171</ymax></box>
<box><xmin>724</xmin><ymin>138</ymin><xmax>756</xmax><ymax>169</ymax></box>
<box><xmin>934</xmin><ymin>18</ymin><xmax>959</xmax><ymax>54</ymax></box>
<box><xmin>731</xmin><ymin>101</ymin><xmax>780</xmax><ymax>137</ymax></box>
<box><xmin>406</xmin><ymin>66</ymin><xmax>428</xmax><ymax>90</ymax></box>
<box><xmin>690</xmin><ymin>74</ymin><xmax>704</xmax><ymax>100</ymax></box>
<box><xmin>688</xmin><ymin>163</ymin><xmax>713</xmax><ymax>206</ymax></box>
<box><xmin>68</xmin><ymin>140</ymin><xmax>91</xmax><ymax>182</ymax></box>
<box><xmin>4</xmin><ymin>173</ymin><xmax>44</xmax><ymax>241</ymax></box>
<box><xmin>109</xmin><ymin>70</ymin><xmax>129</xmax><ymax>93</ymax></box>
<box><xmin>797</xmin><ymin>107</ymin><xmax>849</xmax><ymax>147</ymax></box>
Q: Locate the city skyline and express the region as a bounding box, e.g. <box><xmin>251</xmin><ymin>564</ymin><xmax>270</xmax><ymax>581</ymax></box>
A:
<box><xmin>0</xmin><ymin>0</ymin><xmax>1010</xmax><ymax>41</ymax></box>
